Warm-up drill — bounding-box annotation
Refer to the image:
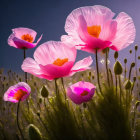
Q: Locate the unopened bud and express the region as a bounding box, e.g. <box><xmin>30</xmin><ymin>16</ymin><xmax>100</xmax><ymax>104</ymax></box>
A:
<box><xmin>27</xmin><ymin>124</ymin><xmax>42</xmax><ymax>140</ymax></box>
<box><xmin>40</xmin><ymin>86</ymin><xmax>49</xmax><ymax>98</ymax></box>
<box><xmin>114</xmin><ymin>51</ymin><xmax>118</xmax><ymax>59</ymax></box>
<box><xmin>131</xmin><ymin>62</ymin><xmax>135</xmax><ymax>68</ymax></box>
<box><xmin>135</xmin><ymin>101</ymin><xmax>140</xmax><ymax>109</ymax></box>
<box><xmin>124</xmin><ymin>80</ymin><xmax>132</xmax><ymax>90</ymax></box>
<box><xmin>114</xmin><ymin>61</ymin><xmax>123</xmax><ymax>75</ymax></box>
<box><xmin>124</xmin><ymin>58</ymin><xmax>127</xmax><ymax>64</ymax></box>
<box><xmin>135</xmin><ymin>45</ymin><xmax>138</xmax><ymax>51</ymax></box>
<box><xmin>129</xmin><ymin>50</ymin><xmax>132</xmax><ymax>54</ymax></box>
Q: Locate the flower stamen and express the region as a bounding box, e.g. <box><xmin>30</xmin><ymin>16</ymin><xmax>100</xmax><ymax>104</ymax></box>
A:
<box><xmin>81</xmin><ymin>90</ymin><xmax>89</xmax><ymax>96</ymax></box>
<box><xmin>53</xmin><ymin>58</ymin><xmax>68</xmax><ymax>66</ymax></box>
<box><xmin>13</xmin><ymin>89</ymin><xmax>27</xmax><ymax>100</ymax></box>
<box><xmin>21</xmin><ymin>34</ymin><xmax>34</xmax><ymax>43</ymax></box>
<box><xmin>87</xmin><ymin>25</ymin><xmax>101</xmax><ymax>38</ymax></box>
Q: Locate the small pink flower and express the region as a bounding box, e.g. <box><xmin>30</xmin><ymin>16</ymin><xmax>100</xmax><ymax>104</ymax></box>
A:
<box><xmin>8</xmin><ymin>27</ymin><xmax>42</xmax><ymax>49</ymax></box>
<box><xmin>67</xmin><ymin>81</ymin><xmax>96</xmax><ymax>104</ymax></box>
<box><xmin>21</xmin><ymin>41</ymin><xmax>93</xmax><ymax>80</ymax></box>
<box><xmin>3</xmin><ymin>82</ymin><xmax>31</xmax><ymax>103</ymax></box>
<box><xmin>61</xmin><ymin>5</ymin><xmax>136</xmax><ymax>53</ymax></box>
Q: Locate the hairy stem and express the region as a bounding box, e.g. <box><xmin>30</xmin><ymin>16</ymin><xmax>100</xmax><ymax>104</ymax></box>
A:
<box><xmin>23</xmin><ymin>49</ymin><xmax>27</xmax><ymax>83</ymax></box>
<box><xmin>17</xmin><ymin>99</ymin><xmax>24</xmax><ymax>140</ymax></box>
<box><xmin>61</xmin><ymin>78</ymin><xmax>66</xmax><ymax>101</ymax></box>
<box><xmin>105</xmin><ymin>49</ymin><xmax>110</xmax><ymax>87</ymax></box>
<box><xmin>95</xmin><ymin>49</ymin><xmax>102</xmax><ymax>95</ymax></box>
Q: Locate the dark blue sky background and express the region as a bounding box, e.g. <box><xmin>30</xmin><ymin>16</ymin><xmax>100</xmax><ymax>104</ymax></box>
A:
<box><xmin>0</xmin><ymin>0</ymin><xmax>140</xmax><ymax>72</ymax></box>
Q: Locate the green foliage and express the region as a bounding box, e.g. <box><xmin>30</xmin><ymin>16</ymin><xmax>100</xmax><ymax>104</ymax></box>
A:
<box><xmin>93</xmin><ymin>87</ymin><xmax>132</xmax><ymax>140</ymax></box>
<box><xmin>0</xmin><ymin>45</ymin><xmax>140</xmax><ymax>140</ymax></box>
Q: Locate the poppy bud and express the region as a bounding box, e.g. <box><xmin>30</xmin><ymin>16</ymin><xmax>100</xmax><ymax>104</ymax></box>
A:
<box><xmin>124</xmin><ymin>58</ymin><xmax>127</xmax><ymax>64</ymax></box>
<box><xmin>131</xmin><ymin>62</ymin><xmax>135</xmax><ymax>68</ymax></box>
<box><xmin>135</xmin><ymin>45</ymin><xmax>138</xmax><ymax>51</ymax></box>
<box><xmin>129</xmin><ymin>50</ymin><xmax>132</xmax><ymax>54</ymax></box>
<box><xmin>135</xmin><ymin>101</ymin><xmax>140</xmax><ymax>109</ymax></box>
<box><xmin>114</xmin><ymin>51</ymin><xmax>118</xmax><ymax>59</ymax></box>
<box><xmin>124</xmin><ymin>80</ymin><xmax>132</xmax><ymax>90</ymax></box>
<box><xmin>27</xmin><ymin>124</ymin><xmax>42</xmax><ymax>140</ymax></box>
<box><xmin>40</xmin><ymin>86</ymin><xmax>49</xmax><ymax>98</ymax></box>
<box><xmin>114</xmin><ymin>61</ymin><xmax>123</xmax><ymax>75</ymax></box>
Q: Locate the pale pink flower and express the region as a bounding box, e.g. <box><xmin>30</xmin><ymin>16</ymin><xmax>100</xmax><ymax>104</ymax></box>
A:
<box><xmin>61</xmin><ymin>5</ymin><xmax>135</xmax><ymax>53</ymax></box>
<box><xmin>67</xmin><ymin>81</ymin><xmax>96</xmax><ymax>104</ymax></box>
<box><xmin>8</xmin><ymin>27</ymin><xmax>42</xmax><ymax>49</ymax></box>
<box><xmin>21</xmin><ymin>41</ymin><xmax>93</xmax><ymax>80</ymax></box>
<box><xmin>3</xmin><ymin>82</ymin><xmax>31</xmax><ymax>103</ymax></box>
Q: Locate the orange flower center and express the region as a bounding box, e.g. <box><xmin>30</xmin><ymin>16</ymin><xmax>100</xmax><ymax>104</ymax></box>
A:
<box><xmin>53</xmin><ymin>58</ymin><xmax>68</xmax><ymax>66</ymax></box>
<box><xmin>21</xmin><ymin>34</ymin><xmax>34</xmax><ymax>43</ymax></box>
<box><xmin>81</xmin><ymin>90</ymin><xmax>89</xmax><ymax>96</ymax></box>
<box><xmin>13</xmin><ymin>89</ymin><xmax>27</xmax><ymax>101</ymax></box>
<box><xmin>87</xmin><ymin>25</ymin><xmax>101</xmax><ymax>38</ymax></box>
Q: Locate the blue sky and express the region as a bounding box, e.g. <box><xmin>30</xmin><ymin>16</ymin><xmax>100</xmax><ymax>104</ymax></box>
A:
<box><xmin>0</xmin><ymin>0</ymin><xmax>139</xmax><ymax>72</ymax></box>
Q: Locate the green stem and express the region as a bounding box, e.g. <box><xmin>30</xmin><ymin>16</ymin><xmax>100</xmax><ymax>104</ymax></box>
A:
<box><xmin>118</xmin><ymin>76</ymin><xmax>122</xmax><ymax>105</ymax></box>
<box><xmin>23</xmin><ymin>49</ymin><xmax>29</xmax><ymax>111</ymax></box>
<box><xmin>125</xmin><ymin>90</ymin><xmax>127</xmax><ymax>113</ymax></box>
<box><xmin>17</xmin><ymin>99</ymin><xmax>24</xmax><ymax>140</ymax></box>
<box><xmin>95</xmin><ymin>49</ymin><xmax>102</xmax><ymax>95</ymax></box>
<box><xmin>38</xmin><ymin>115</ymin><xmax>50</xmax><ymax>135</ymax></box>
<box><xmin>115</xmin><ymin>75</ymin><xmax>118</xmax><ymax>96</ymax></box>
<box><xmin>128</xmin><ymin>66</ymin><xmax>132</xmax><ymax>80</ymax></box>
<box><xmin>135</xmin><ymin>49</ymin><xmax>137</xmax><ymax>77</ymax></box>
<box><xmin>124</xmin><ymin>63</ymin><xmax>127</xmax><ymax>80</ymax></box>
<box><xmin>61</xmin><ymin>78</ymin><xmax>66</xmax><ymax>101</ymax></box>
<box><xmin>109</xmin><ymin>69</ymin><xmax>113</xmax><ymax>86</ymax></box>
<box><xmin>105</xmin><ymin>49</ymin><xmax>110</xmax><ymax>86</ymax></box>
<box><xmin>23</xmin><ymin>49</ymin><xmax>27</xmax><ymax>83</ymax></box>
<box><xmin>54</xmin><ymin>79</ymin><xmax>58</xmax><ymax>95</ymax></box>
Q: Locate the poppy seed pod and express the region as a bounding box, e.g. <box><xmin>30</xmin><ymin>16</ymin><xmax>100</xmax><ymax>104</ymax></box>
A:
<box><xmin>124</xmin><ymin>58</ymin><xmax>127</xmax><ymax>64</ymax></box>
<box><xmin>124</xmin><ymin>80</ymin><xmax>132</xmax><ymax>90</ymax></box>
<box><xmin>129</xmin><ymin>50</ymin><xmax>132</xmax><ymax>54</ymax></box>
<box><xmin>135</xmin><ymin>45</ymin><xmax>138</xmax><ymax>51</ymax></box>
<box><xmin>114</xmin><ymin>61</ymin><xmax>123</xmax><ymax>75</ymax></box>
<box><xmin>40</xmin><ymin>86</ymin><xmax>49</xmax><ymax>98</ymax></box>
<box><xmin>27</xmin><ymin>124</ymin><xmax>42</xmax><ymax>140</ymax></box>
<box><xmin>131</xmin><ymin>62</ymin><xmax>135</xmax><ymax>68</ymax></box>
<box><xmin>114</xmin><ymin>51</ymin><xmax>118</xmax><ymax>59</ymax></box>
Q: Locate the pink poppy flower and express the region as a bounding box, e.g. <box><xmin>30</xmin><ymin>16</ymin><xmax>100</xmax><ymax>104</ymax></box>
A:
<box><xmin>61</xmin><ymin>5</ymin><xmax>136</xmax><ymax>53</ymax></box>
<box><xmin>67</xmin><ymin>81</ymin><xmax>96</xmax><ymax>104</ymax></box>
<box><xmin>21</xmin><ymin>41</ymin><xmax>93</xmax><ymax>80</ymax></box>
<box><xmin>3</xmin><ymin>82</ymin><xmax>31</xmax><ymax>103</ymax></box>
<box><xmin>8</xmin><ymin>27</ymin><xmax>42</xmax><ymax>49</ymax></box>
